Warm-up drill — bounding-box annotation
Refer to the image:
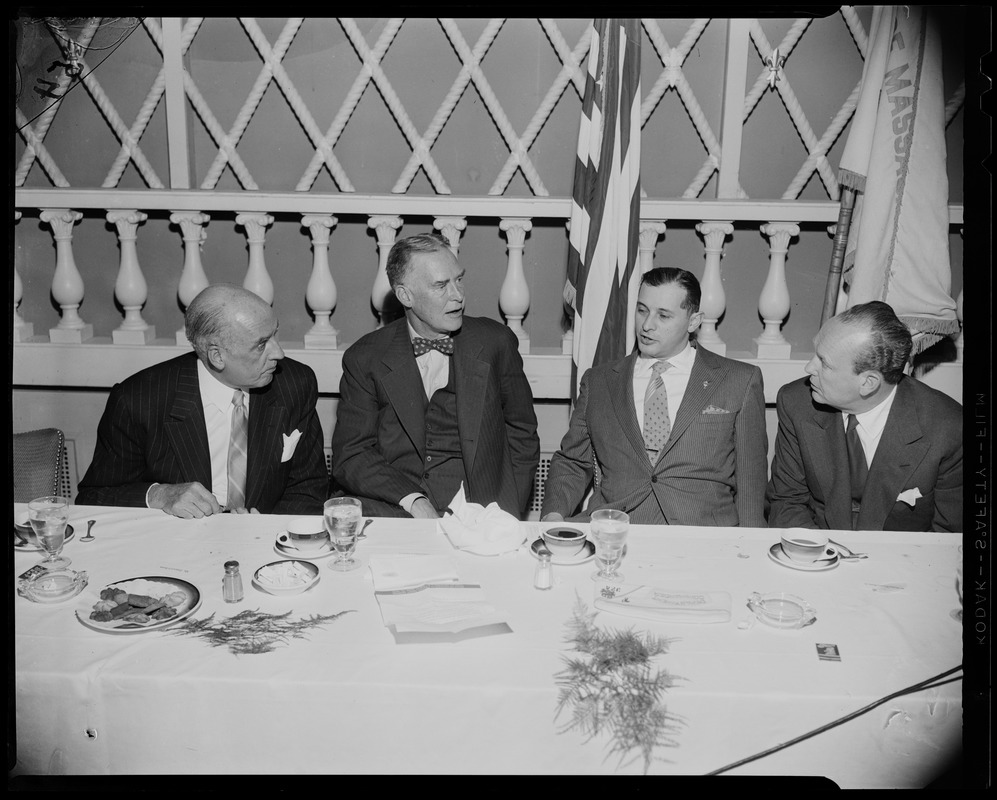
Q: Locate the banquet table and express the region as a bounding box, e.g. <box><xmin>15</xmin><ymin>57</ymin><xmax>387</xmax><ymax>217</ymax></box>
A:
<box><xmin>11</xmin><ymin>504</ymin><xmax>963</xmax><ymax>786</ymax></box>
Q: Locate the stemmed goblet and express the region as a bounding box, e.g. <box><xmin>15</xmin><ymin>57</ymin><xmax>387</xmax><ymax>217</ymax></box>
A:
<box><xmin>324</xmin><ymin>497</ymin><xmax>363</xmax><ymax>572</ymax></box>
<box><xmin>590</xmin><ymin>508</ymin><xmax>629</xmax><ymax>584</ymax></box>
<box><xmin>28</xmin><ymin>495</ymin><xmax>72</xmax><ymax>570</ymax></box>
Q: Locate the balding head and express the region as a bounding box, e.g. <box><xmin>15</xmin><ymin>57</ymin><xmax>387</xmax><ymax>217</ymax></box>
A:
<box><xmin>185</xmin><ymin>284</ymin><xmax>284</xmax><ymax>390</ymax></box>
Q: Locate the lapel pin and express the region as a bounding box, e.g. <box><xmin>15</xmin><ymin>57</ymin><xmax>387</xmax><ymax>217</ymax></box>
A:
<box><xmin>703</xmin><ymin>381</ymin><xmax>709</xmax><ymax>388</ymax></box>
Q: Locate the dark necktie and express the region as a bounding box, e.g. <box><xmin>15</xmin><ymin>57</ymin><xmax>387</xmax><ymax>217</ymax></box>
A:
<box><xmin>227</xmin><ymin>389</ymin><xmax>248</xmax><ymax>510</ymax></box>
<box><xmin>643</xmin><ymin>360</ymin><xmax>672</xmax><ymax>461</ymax></box>
<box><xmin>413</xmin><ymin>336</ymin><xmax>454</xmax><ymax>356</ymax></box>
<box><xmin>846</xmin><ymin>413</ymin><xmax>868</xmax><ymax>527</ymax></box>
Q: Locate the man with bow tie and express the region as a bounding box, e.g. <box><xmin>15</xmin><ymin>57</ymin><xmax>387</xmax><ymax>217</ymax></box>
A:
<box><xmin>332</xmin><ymin>233</ymin><xmax>540</xmax><ymax>519</ymax></box>
<box><xmin>541</xmin><ymin>267</ymin><xmax>768</xmax><ymax>526</ymax></box>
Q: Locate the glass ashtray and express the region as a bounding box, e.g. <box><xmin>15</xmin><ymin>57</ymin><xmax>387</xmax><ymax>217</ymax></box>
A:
<box><xmin>747</xmin><ymin>591</ymin><xmax>816</xmax><ymax>629</ymax></box>
<box><xmin>18</xmin><ymin>568</ymin><xmax>89</xmax><ymax>604</ymax></box>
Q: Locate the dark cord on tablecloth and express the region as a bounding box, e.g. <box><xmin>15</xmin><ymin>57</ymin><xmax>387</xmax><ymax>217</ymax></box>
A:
<box><xmin>705</xmin><ymin>664</ymin><xmax>964</xmax><ymax>776</ymax></box>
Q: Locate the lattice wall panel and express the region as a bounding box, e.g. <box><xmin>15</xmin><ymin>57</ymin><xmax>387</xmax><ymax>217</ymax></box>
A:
<box><xmin>14</xmin><ymin>13</ymin><xmax>966</xmax><ymax>201</ymax></box>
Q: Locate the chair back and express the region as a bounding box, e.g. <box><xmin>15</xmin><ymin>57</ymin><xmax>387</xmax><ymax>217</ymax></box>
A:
<box><xmin>13</xmin><ymin>428</ymin><xmax>66</xmax><ymax>503</ymax></box>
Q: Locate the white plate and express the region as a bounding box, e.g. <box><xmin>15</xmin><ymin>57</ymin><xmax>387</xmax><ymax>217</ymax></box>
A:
<box><xmin>14</xmin><ymin>524</ymin><xmax>75</xmax><ymax>552</ymax></box>
<box><xmin>273</xmin><ymin>535</ymin><xmax>336</xmax><ymax>560</ymax></box>
<box><xmin>768</xmin><ymin>542</ymin><xmax>839</xmax><ymax>572</ymax></box>
<box><xmin>530</xmin><ymin>537</ymin><xmax>597</xmax><ymax>566</ymax></box>
<box><xmin>76</xmin><ymin>576</ymin><xmax>201</xmax><ymax>633</ymax></box>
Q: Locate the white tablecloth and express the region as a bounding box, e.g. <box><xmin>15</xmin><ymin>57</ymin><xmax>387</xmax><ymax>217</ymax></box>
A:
<box><xmin>12</xmin><ymin>505</ymin><xmax>963</xmax><ymax>786</ymax></box>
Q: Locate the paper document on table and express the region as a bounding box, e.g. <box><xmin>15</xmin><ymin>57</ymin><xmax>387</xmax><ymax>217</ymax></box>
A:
<box><xmin>371</xmin><ymin>555</ymin><xmax>511</xmax><ymax>643</ymax></box>
<box><xmin>594</xmin><ymin>583</ymin><xmax>732</xmax><ymax>624</ymax></box>
<box><xmin>369</xmin><ymin>555</ymin><xmax>460</xmax><ymax>591</ymax></box>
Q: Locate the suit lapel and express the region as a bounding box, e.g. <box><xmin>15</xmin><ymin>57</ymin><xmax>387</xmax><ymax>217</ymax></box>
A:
<box><xmin>381</xmin><ymin>322</ymin><xmax>429</xmax><ymax>457</ymax></box>
<box><xmin>609</xmin><ymin>354</ymin><xmax>646</xmax><ymax>460</ymax></box>
<box><xmin>857</xmin><ymin>380</ymin><xmax>928</xmax><ymax>529</ymax></box>
<box><xmin>453</xmin><ymin>329</ymin><xmax>488</xmax><ymax>473</ymax></box>
<box><xmin>165</xmin><ymin>356</ymin><xmax>213</xmax><ymax>488</ymax></box>
<box><xmin>802</xmin><ymin>405</ymin><xmax>854</xmax><ymax>530</ymax></box>
<box><xmin>245</xmin><ymin>380</ymin><xmax>288</xmax><ymax>510</ymax></box>
<box><xmin>656</xmin><ymin>346</ymin><xmax>721</xmax><ymax>463</ymax></box>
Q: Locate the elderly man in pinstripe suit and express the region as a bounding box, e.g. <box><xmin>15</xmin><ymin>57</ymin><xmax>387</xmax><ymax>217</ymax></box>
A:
<box><xmin>541</xmin><ymin>267</ymin><xmax>768</xmax><ymax>527</ymax></box>
<box><xmin>77</xmin><ymin>284</ymin><xmax>328</xmax><ymax>518</ymax></box>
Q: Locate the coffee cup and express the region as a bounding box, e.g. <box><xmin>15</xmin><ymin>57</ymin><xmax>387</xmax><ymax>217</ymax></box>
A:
<box><xmin>278</xmin><ymin>516</ymin><xmax>330</xmax><ymax>553</ymax></box>
<box><xmin>541</xmin><ymin>526</ymin><xmax>588</xmax><ymax>558</ymax></box>
<box><xmin>780</xmin><ymin>533</ymin><xmax>838</xmax><ymax>564</ymax></box>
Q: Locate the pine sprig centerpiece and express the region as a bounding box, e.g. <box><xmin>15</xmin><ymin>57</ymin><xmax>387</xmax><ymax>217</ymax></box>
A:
<box><xmin>554</xmin><ymin>598</ymin><xmax>683</xmax><ymax>773</ymax></box>
<box><xmin>170</xmin><ymin>608</ymin><xmax>355</xmax><ymax>655</ymax></box>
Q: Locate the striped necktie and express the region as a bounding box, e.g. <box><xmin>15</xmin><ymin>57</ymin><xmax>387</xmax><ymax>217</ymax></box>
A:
<box><xmin>643</xmin><ymin>360</ymin><xmax>672</xmax><ymax>461</ymax></box>
<box><xmin>227</xmin><ymin>389</ymin><xmax>248</xmax><ymax>510</ymax></box>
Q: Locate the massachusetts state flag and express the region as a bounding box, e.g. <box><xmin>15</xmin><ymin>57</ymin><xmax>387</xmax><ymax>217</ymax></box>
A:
<box><xmin>837</xmin><ymin>6</ymin><xmax>959</xmax><ymax>354</ymax></box>
<box><xmin>564</xmin><ymin>19</ymin><xmax>642</xmax><ymax>397</ymax></box>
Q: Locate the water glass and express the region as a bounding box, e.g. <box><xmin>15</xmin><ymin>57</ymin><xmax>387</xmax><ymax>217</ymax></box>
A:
<box><xmin>324</xmin><ymin>497</ymin><xmax>363</xmax><ymax>572</ymax></box>
<box><xmin>28</xmin><ymin>495</ymin><xmax>71</xmax><ymax>570</ymax></box>
<box><xmin>590</xmin><ymin>508</ymin><xmax>629</xmax><ymax>583</ymax></box>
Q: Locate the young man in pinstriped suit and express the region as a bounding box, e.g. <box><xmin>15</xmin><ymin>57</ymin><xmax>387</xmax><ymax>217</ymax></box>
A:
<box><xmin>541</xmin><ymin>267</ymin><xmax>768</xmax><ymax>526</ymax></box>
<box><xmin>77</xmin><ymin>284</ymin><xmax>328</xmax><ymax>518</ymax></box>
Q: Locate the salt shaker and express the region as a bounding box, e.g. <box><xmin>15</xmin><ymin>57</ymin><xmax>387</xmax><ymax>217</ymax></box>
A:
<box><xmin>222</xmin><ymin>560</ymin><xmax>244</xmax><ymax>603</ymax></box>
<box><xmin>534</xmin><ymin>551</ymin><xmax>553</xmax><ymax>590</ymax></box>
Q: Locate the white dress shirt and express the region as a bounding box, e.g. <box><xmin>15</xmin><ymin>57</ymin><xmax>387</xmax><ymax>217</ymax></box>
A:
<box><xmin>144</xmin><ymin>360</ymin><xmax>250</xmax><ymax>508</ymax></box>
<box><xmin>842</xmin><ymin>384</ymin><xmax>897</xmax><ymax>468</ymax></box>
<box><xmin>632</xmin><ymin>342</ymin><xmax>697</xmax><ymax>437</ymax></box>
<box><xmin>410</xmin><ymin>323</ymin><xmax>451</xmax><ymax>400</ymax></box>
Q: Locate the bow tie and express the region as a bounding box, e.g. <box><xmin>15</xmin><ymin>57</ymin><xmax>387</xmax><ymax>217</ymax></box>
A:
<box><xmin>412</xmin><ymin>336</ymin><xmax>454</xmax><ymax>356</ymax></box>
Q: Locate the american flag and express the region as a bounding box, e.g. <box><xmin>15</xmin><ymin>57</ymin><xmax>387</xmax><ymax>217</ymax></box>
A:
<box><xmin>564</xmin><ymin>19</ymin><xmax>642</xmax><ymax>398</ymax></box>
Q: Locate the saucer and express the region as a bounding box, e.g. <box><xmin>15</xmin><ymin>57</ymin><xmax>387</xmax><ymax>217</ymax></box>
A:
<box><xmin>14</xmin><ymin>524</ymin><xmax>75</xmax><ymax>552</ymax></box>
<box><xmin>273</xmin><ymin>536</ymin><xmax>335</xmax><ymax>561</ymax></box>
<box><xmin>530</xmin><ymin>537</ymin><xmax>596</xmax><ymax>566</ymax></box>
<box><xmin>768</xmin><ymin>542</ymin><xmax>839</xmax><ymax>572</ymax></box>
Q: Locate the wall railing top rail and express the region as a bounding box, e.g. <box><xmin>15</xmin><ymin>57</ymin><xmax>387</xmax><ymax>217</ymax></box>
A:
<box><xmin>13</xmin><ymin>188</ymin><xmax>966</xmax><ymax>226</ymax></box>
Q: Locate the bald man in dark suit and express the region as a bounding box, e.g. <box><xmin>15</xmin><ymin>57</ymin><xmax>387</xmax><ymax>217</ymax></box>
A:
<box><xmin>77</xmin><ymin>285</ymin><xmax>327</xmax><ymax>518</ymax></box>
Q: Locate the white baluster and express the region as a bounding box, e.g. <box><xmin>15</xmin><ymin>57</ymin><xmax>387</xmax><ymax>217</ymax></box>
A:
<box><xmin>638</xmin><ymin>221</ymin><xmax>667</xmax><ymax>275</ymax></box>
<box><xmin>171</xmin><ymin>211</ymin><xmax>211</xmax><ymax>346</ymax></box>
<box><xmin>13</xmin><ymin>211</ymin><xmax>33</xmax><ymax>341</ymax></box>
<box><xmin>368</xmin><ymin>215</ymin><xmax>403</xmax><ymax>328</ymax></box>
<box><xmin>236</xmin><ymin>213</ymin><xmax>275</xmax><ymax>304</ymax></box>
<box><xmin>302</xmin><ymin>214</ymin><xmax>339</xmax><ymax>349</ymax></box>
<box><xmin>755</xmin><ymin>222</ymin><xmax>798</xmax><ymax>359</ymax></box>
<box><xmin>695</xmin><ymin>221</ymin><xmax>732</xmax><ymax>356</ymax></box>
<box><xmin>433</xmin><ymin>216</ymin><xmax>467</xmax><ymax>256</ymax></box>
<box><xmin>955</xmin><ymin>288</ymin><xmax>964</xmax><ymax>362</ymax></box>
<box><xmin>107</xmin><ymin>209</ymin><xmax>155</xmax><ymax>344</ymax></box>
<box><xmin>40</xmin><ymin>208</ymin><xmax>93</xmax><ymax>343</ymax></box>
<box><xmin>499</xmin><ymin>218</ymin><xmax>533</xmax><ymax>354</ymax></box>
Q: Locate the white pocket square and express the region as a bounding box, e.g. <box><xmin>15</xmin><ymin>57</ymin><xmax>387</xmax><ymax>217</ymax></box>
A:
<box><xmin>896</xmin><ymin>487</ymin><xmax>922</xmax><ymax>507</ymax></box>
<box><xmin>281</xmin><ymin>430</ymin><xmax>302</xmax><ymax>462</ymax></box>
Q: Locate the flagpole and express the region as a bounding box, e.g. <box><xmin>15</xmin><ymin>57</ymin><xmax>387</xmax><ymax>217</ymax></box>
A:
<box><xmin>822</xmin><ymin>169</ymin><xmax>864</xmax><ymax>326</ymax></box>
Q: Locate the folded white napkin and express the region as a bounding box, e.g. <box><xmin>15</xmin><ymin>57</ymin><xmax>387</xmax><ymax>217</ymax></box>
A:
<box><xmin>438</xmin><ymin>484</ymin><xmax>525</xmax><ymax>556</ymax></box>
<box><xmin>594</xmin><ymin>583</ymin><xmax>732</xmax><ymax>624</ymax></box>
<box><xmin>369</xmin><ymin>555</ymin><xmax>460</xmax><ymax>592</ymax></box>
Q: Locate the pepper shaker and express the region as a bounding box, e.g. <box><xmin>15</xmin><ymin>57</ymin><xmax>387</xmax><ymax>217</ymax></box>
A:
<box><xmin>533</xmin><ymin>551</ymin><xmax>553</xmax><ymax>590</ymax></box>
<box><xmin>222</xmin><ymin>560</ymin><xmax>244</xmax><ymax>603</ymax></box>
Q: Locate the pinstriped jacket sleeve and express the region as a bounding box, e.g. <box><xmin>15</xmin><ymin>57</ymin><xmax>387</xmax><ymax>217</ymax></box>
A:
<box><xmin>76</xmin><ymin>370</ymin><xmax>180</xmax><ymax>508</ymax></box>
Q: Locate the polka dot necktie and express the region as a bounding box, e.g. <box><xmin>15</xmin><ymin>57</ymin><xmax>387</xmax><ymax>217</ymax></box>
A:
<box><xmin>227</xmin><ymin>389</ymin><xmax>248</xmax><ymax>510</ymax></box>
<box><xmin>412</xmin><ymin>336</ymin><xmax>454</xmax><ymax>356</ymax></box>
<box><xmin>643</xmin><ymin>360</ymin><xmax>672</xmax><ymax>461</ymax></box>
